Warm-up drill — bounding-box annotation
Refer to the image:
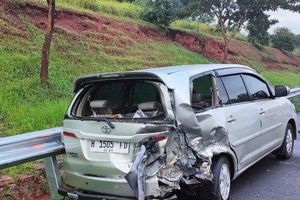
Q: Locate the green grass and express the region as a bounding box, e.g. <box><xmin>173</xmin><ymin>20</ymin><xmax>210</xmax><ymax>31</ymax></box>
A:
<box><xmin>293</xmin><ymin>48</ymin><xmax>300</xmax><ymax>56</ymax></box>
<box><xmin>262</xmin><ymin>70</ymin><xmax>300</xmax><ymax>88</ymax></box>
<box><xmin>171</xmin><ymin>20</ymin><xmax>248</xmax><ymax>42</ymax></box>
<box><xmin>1</xmin><ymin>5</ymin><xmax>299</xmax><ymax>136</ymax></box>
<box><xmin>0</xmin><ymin>13</ymin><xmax>210</xmax><ymax>136</ymax></box>
<box><xmin>56</xmin><ymin>0</ymin><xmax>143</xmax><ymax>19</ymax></box>
<box><xmin>1</xmin><ymin>163</ymin><xmax>36</xmax><ymax>179</ymax></box>
<box><xmin>172</xmin><ymin>20</ymin><xmax>220</xmax><ymax>37</ymax></box>
<box><xmin>262</xmin><ymin>70</ymin><xmax>300</xmax><ymax>112</ymax></box>
<box><xmin>291</xmin><ymin>97</ymin><xmax>300</xmax><ymax>112</ymax></box>
<box><xmin>0</xmin><ymin>0</ymin><xmax>299</xmax><ymax>137</ymax></box>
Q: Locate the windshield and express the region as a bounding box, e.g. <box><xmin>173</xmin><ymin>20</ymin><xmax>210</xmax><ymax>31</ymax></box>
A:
<box><xmin>70</xmin><ymin>80</ymin><xmax>166</xmax><ymax>120</ymax></box>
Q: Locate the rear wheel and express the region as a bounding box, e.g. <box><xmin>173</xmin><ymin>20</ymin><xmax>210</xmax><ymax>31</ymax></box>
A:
<box><xmin>198</xmin><ymin>157</ymin><xmax>231</xmax><ymax>200</ymax></box>
<box><xmin>275</xmin><ymin>123</ymin><xmax>294</xmax><ymax>159</ymax></box>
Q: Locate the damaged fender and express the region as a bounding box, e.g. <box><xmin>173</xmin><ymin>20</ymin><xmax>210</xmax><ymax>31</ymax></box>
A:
<box><xmin>125</xmin><ymin>74</ymin><xmax>233</xmax><ymax>199</ymax></box>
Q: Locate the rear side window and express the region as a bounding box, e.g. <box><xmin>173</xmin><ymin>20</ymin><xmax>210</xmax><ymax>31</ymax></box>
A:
<box><xmin>242</xmin><ymin>75</ymin><xmax>270</xmax><ymax>100</ymax></box>
<box><xmin>191</xmin><ymin>75</ymin><xmax>212</xmax><ymax>111</ymax></box>
<box><xmin>221</xmin><ymin>75</ymin><xmax>250</xmax><ymax>104</ymax></box>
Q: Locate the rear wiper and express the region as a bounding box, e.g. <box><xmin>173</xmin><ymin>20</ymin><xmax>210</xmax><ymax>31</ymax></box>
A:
<box><xmin>95</xmin><ymin>117</ymin><xmax>115</xmax><ymax>129</ymax></box>
<box><xmin>82</xmin><ymin>117</ymin><xmax>115</xmax><ymax>129</ymax></box>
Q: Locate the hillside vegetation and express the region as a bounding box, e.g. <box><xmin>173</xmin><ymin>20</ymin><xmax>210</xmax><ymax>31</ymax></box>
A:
<box><xmin>0</xmin><ymin>0</ymin><xmax>210</xmax><ymax>135</ymax></box>
<box><xmin>0</xmin><ymin>0</ymin><xmax>300</xmax><ymax>137</ymax></box>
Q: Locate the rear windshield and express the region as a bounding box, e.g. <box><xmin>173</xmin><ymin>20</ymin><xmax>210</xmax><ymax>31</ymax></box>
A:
<box><xmin>70</xmin><ymin>80</ymin><xmax>165</xmax><ymax>120</ymax></box>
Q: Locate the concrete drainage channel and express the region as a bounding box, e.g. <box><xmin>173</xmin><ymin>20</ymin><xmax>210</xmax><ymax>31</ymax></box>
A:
<box><xmin>0</xmin><ymin>88</ymin><xmax>300</xmax><ymax>199</ymax></box>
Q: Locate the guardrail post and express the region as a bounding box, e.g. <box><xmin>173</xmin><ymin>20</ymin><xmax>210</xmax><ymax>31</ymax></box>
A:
<box><xmin>43</xmin><ymin>156</ymin><xmax>62</xmax><ymax>199</ymax></box>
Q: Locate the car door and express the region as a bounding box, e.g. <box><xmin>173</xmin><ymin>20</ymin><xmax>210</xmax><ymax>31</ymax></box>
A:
<box><xmin>218</xmin><ymin>75</ymin><xmax>262</xmax><ymax>170</ymax></box>
<box><xmin>242</xmin><ymin>74</ymin><xmax>284</xmax><ymax>155</ymax></box>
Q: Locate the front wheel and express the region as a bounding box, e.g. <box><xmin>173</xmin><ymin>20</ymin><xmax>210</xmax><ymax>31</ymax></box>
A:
<box><xmin>275</xmin><ymin>123</ymin><xmax>294</xmax><ymax>159</ymax></box>
<box><xmin>199</xmin><ymin>157</ymin><xmax>231</xmax><ymax>200</ymax></box>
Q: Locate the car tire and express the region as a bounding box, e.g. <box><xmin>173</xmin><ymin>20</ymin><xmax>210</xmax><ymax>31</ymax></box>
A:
<box><xmin>198</xmin><ymin>156</ymin><xmax>231</xmax><ymax>200</ymax></box>
<box><xmin>275</xmin><ymin>123</ymin><xmax>294</xmax><ymax>159</ymax></box>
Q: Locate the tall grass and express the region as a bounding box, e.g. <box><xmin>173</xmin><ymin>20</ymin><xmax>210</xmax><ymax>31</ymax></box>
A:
<box><xmin>293</xmin><ymin>48</ymin><xmax>300</xmax><ymax>56</ymax></box>
<box><xmin>0</xmin><ymin>14</ymin><xmax>211</xmax><ymax>136</ymax></box>
<box><xmin>171</xmin><ymin>20</ymin><xmax>248</xmax><ymax>42</ymax></box>
<box><xmin>56</xmin><ymin>0</ymin><xmax>143</xmax><ymax>19</ymax></box>
<box><xmin>262</xmin><ymin>70</ymin><xmax>300</xmax><ymax>88</ymax></box>
<box><xmin>291</xmin><ymin>96</ymin><xmax>300</xmax><ymax>112</ymax></box>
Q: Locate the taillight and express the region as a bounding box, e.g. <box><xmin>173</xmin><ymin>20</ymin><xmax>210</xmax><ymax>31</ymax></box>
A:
<box><xmin>153</xmin><ymin>135</ymin><xmax>166</xmax><ymax>142</ymax></box>
<box><xmin>63</xmin><ymin>131</ymin><xmax>77</xmax><ymax>138</ymax></box>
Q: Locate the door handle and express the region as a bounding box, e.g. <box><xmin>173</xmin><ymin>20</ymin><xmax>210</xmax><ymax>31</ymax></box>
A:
<box><xmin>259</xmin><ymin>109</ymin><xmax>265</xmax><ymax>115</ymax></box>
<box><xmin>227</xmin><ymin>116</ymin><xmax>236</xmax><ymax>123</ymax></box>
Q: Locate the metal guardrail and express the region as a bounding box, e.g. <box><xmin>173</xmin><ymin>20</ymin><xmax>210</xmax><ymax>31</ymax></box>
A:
<box><xmin>288</xmin><ymin>87</ymin><xmax>300</xmax><ymax>99</ymax></box>
<box><xmin>0</xmin><ymin>127</ymin><xmax>65</xmax><ymax>199</ymax></box>
<box><xmin>0</xmin><ymin>127</ymin><xmax>64</xmax><ymax>169</ymax></box>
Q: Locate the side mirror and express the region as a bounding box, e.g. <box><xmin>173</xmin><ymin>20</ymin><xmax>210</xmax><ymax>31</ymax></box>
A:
<box><xmin>275</xmin><ymin>85</ymin><xmax>290</xmax><ymax>97</ymax></box>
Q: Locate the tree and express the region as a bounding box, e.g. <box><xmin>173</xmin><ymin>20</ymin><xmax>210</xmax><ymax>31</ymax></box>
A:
<box><xmin>187</xmin><ymin>0</ymin><xmax>254</xmax><ymax>63</ymax></box>
<box><xmin>40</xmin><ymin>0</ymin><xmax>55</xmax><ymax>86</ymax></box>
<box><xmin>271</xmin><ymin>27</ymin><xmax>296</xmax><ymax>52</ymax></box>
<box><xmin>294</xmin><ymin>34</ymin><xmax>300</xmax><ymax>48</ymax></box>
<box><xmin>179</xmin><ymin>0</ymin><xmax>214</xmax><ymax>23</ymax></box>
<box><xmin>181</xmin><ymin>0</ymin><xmax>300</xmax><ymax>63</ymax></box>
<box><xmin>247</xmin><ymin>12</ymin><xmax>278</xmax><ymax>46</ymax></box>
<box><xmin>140</xmin><ymin>0</ymin><xmax>179</xmax><ymax>27</ymax></box>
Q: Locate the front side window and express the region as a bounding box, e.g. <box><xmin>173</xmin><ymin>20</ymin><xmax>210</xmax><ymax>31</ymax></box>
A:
<box><xmin>216</xmin><ymin>78</ymin><xmax>229</xmax><ymax>105</ymax></box>
<box><xmin>191</xmin><ymin>75</ymin><xmax>213</xmax><ymax>111</ymax></box>
<box><xmin>221</xmin><ymin>75</ymin><xmax>250</xmax><ymax>104</ymax></box>
<box><xmin>242</xmin><ymin>75</ymin><xmax>270</xmax><ymax>100</ymax></box>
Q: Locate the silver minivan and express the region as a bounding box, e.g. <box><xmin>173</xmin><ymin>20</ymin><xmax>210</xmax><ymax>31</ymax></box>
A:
<box><xmin>59</xmin><ymin>64</ymin><xmax>297</xmax><ymax>200</ymax></box>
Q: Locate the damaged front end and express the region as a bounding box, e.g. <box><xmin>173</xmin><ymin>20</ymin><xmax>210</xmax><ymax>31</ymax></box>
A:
<box><xmin>126</xmin><ymin>104</ymin><xmax>231</xmax><ymax>199</ymax></box>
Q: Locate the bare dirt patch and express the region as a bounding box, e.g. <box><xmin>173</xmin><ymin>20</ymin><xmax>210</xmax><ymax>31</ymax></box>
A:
<box><xmin>0</xmin><ymin>0</ymin><xmax>28</xmax><ymax>37</ymax></box>
<box><xmin>18</xmin><ymin>1</ymin><xmax>167</xmax><ymax>48</ymax></box>
<box><xmin>3</xmin><ymin>0</ymin><xmax>300</xmax><ymax>69</ymax></box>
<box><xmin>264</xmin><ymin>62</ymin><xmax>285</xmax><ymax>71</ymax></box>
<box><xmin>0</xmin><ymin>173</ymin><xmax>48</xmax><ymax>200</ymax></box>
<box><xmin>168</xmin><ymin>29</ymin><xmax>226</xmax><ymax>62</ymax></box>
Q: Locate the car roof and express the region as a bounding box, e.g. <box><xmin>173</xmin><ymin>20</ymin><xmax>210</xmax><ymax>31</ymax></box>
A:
<box><xmin>137</xmin><ymin>64</ymin><xmax>251</xmax><ymax>76</ymax></box>
<box><xmin>74</xmin><ymin>64</ymin><xmax>253</xmax><ymax>92</ymax></box>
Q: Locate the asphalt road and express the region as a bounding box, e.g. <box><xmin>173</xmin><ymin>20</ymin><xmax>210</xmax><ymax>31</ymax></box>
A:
<box><xmin>230</xmin><ymin>114</ymin><xmax>300</xmax><ymax>200</ymax></box>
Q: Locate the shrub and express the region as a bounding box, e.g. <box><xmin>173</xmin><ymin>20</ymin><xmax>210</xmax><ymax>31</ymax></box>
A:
<box><xmin>271</xmin><ymin>27</ymin><xmax>296</xmax><ymax>52</ymax></box>
<box><xmin>140</xmin><ymin>0</ymin><xmax>179</xmax><ymax>27</ymax></box>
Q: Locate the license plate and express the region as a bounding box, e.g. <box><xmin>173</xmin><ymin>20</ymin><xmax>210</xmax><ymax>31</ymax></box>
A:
<box><xmin>90</xmin><ymin>140</ymin><xmax>130</xmax><ymax>154</ymax></box>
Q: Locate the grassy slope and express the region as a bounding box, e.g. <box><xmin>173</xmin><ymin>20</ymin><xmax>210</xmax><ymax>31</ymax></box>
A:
<box><xmin>171</xmin><ymin>20</ymin><xmax>248</xmax><ymax>43</ymax></box>
<box><xmin>56</xmin><ymin>0</ymin><xmax>143</xmax><ymax>19</ymax></box>
<box><xmin>294</xmin><ymin>48</ymin><xmax>300</xmax><ymax>56</ymax></box>
<box><xmin>1</xmin><ymin>0</ymin><xmax>300</xmax><ymax>136</ymax></box>
<box><xmin>0</xmin><ymin>0</ymin><xmax>210</xmax><ymax>136</ymax></box>
<box><xmin>172</xmin><ymin>20</ymin><xmax>300</xmax><ymax>83</ymax></box>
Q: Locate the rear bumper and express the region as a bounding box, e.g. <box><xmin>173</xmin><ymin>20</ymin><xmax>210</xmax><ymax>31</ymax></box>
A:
<box><xmin>64</xmin><ymin>170</ymin><xmax>161</xmax><ymax>198</ymax></box>
<box><xmin>64</xmin><ymin>170</ymin><xmax>135</xmax><ymax>197</ymax></box>
<box><xmin>58</xmin><ymin>188</ymin><xmax>135</xmax><ymax>200</ymax></box>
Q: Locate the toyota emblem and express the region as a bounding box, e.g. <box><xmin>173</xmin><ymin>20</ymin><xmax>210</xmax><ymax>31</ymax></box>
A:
<box><xmin>102</xmin><ymin>125</ymin><xmax>112</xmax><ymax>134</ymax></box>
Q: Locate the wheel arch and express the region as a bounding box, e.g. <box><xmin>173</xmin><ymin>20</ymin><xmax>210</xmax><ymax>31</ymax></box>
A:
<box><xmin>288</xmin><ymin>118</ymin><xmax>297</xmax><ymax>140</ymax></box>
<box><xmin>212</xmin><ymin>152</ymin><xmax>236</xmax><ymax>180</ymax></box>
